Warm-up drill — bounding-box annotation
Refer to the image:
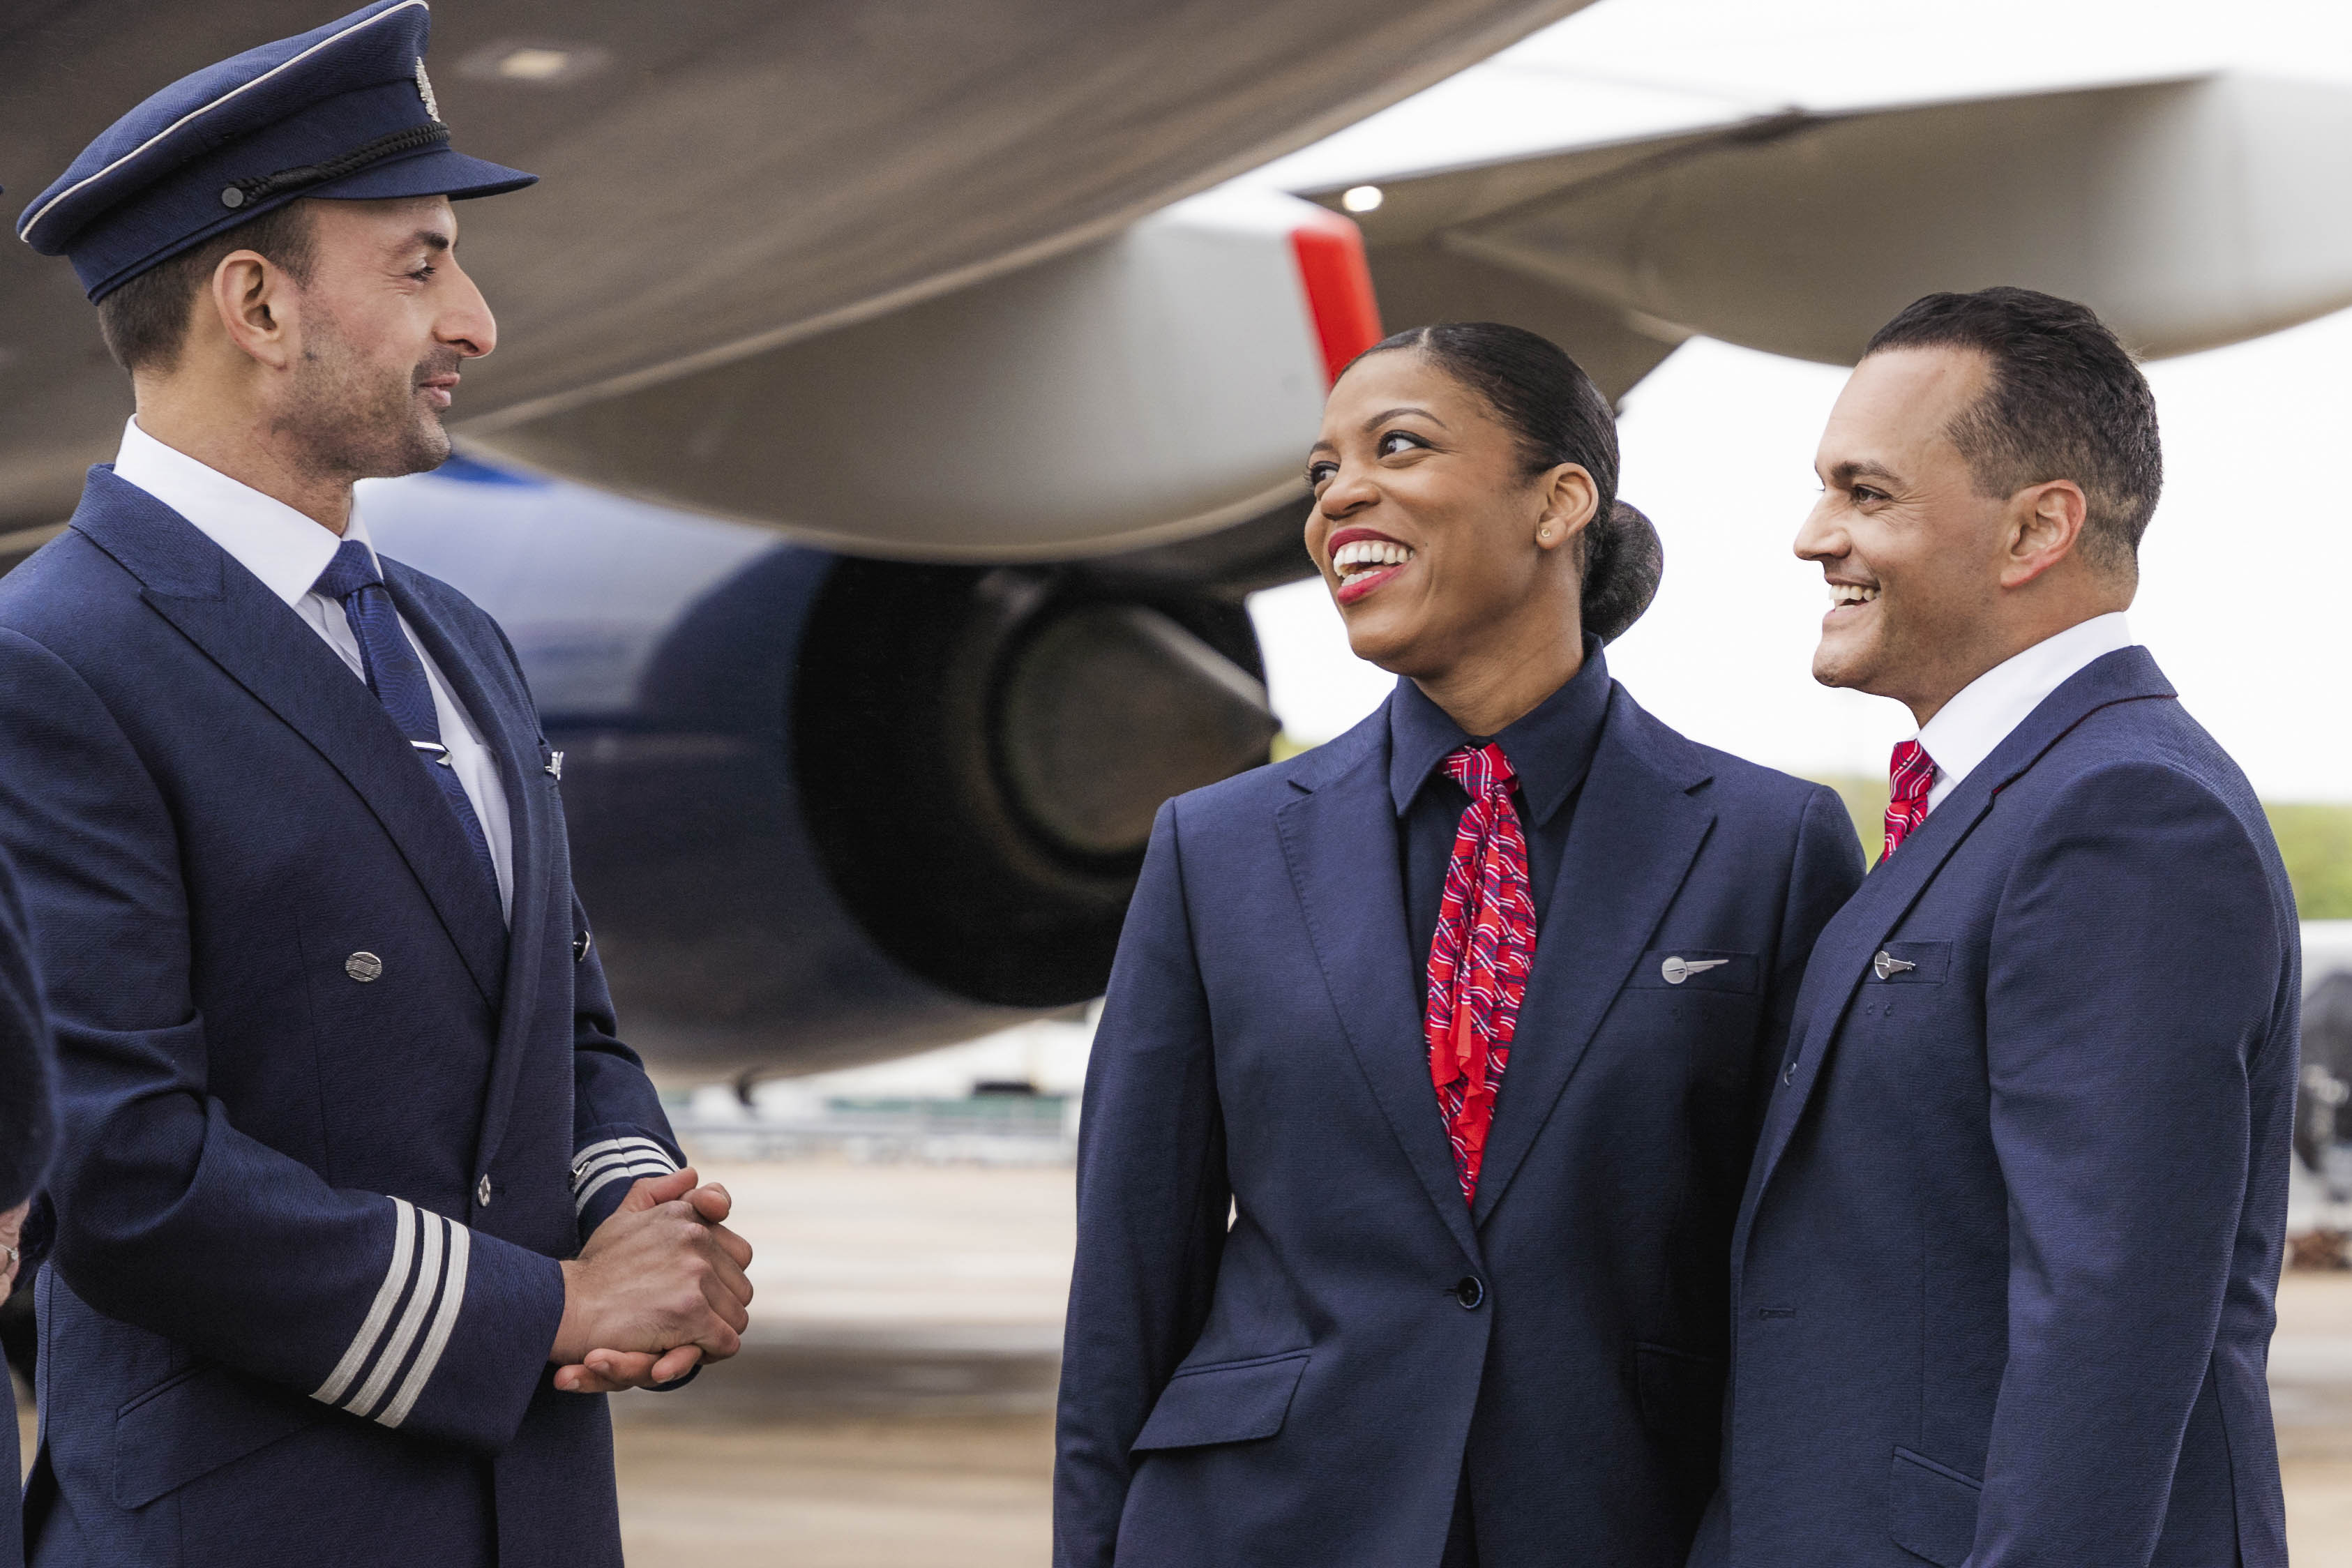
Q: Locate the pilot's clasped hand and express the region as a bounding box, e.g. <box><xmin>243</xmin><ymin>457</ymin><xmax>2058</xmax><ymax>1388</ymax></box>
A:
<box><xmin>550</xmin><ymin>1166</ymin><xmax>754</xmax><ymax>1394</ymax></box>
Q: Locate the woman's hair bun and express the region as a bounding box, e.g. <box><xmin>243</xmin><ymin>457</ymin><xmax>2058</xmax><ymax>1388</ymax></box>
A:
<box><xmin>1581</xmin><ymin>501</ymin><xmax>1664</xmax><ymax>645</ymax></box>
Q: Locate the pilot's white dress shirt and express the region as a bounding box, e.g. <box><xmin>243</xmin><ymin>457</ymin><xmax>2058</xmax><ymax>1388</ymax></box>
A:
<box><xmin>1914</xmin><ymin>610</ymin><xmax>2136</xmax><ymax>815</ymax></box>
<box><xmin>111</xmin><ymin>417</ymin><xmax>514</xmax><ymax>917</ymax></box>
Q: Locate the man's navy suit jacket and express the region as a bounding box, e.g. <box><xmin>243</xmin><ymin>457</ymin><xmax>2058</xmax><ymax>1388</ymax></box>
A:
<box><xmin>0</xmin><ymin>470</ymin><xmax>684</xmax><ymax>1568</ymax></box>
<box><xmin>1695</xmin><ymin>648</ymin><xmax>2298</xmax><ymax>1568</ymax></box>
<box><xmin>1055</xmin><ymin>679</ymin><xmax>1864</xmax><ymax>1567</ymax></box>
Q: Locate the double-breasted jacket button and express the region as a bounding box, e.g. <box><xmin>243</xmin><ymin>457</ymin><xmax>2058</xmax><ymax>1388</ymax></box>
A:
<box><xmin>476</xmin><ymin>1174</ymin><xmax>494</xmax><ymax>1207</ymax></box>
<box><xmin>345</xmin><ymin>951</ymin><xmax>383</xmax><ymax>983</ymax></box>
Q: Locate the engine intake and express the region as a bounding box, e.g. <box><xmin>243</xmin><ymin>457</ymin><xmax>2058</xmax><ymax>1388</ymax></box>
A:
<box><xmin>794</xmin><ymin>560</ymin><xmax>1274</xmax><ymax>1007</ymax></box>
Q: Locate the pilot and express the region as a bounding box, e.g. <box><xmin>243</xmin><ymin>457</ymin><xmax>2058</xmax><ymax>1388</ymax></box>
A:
<box><xmin>0</xmin><ymin>4</ymin><xmax>751</xmax><ymax>1565</ymax></box>
<box><xmin>1054</xmin><ymin>322</ymin><xmax>1866</xmax><ymax>1567</ymax></box>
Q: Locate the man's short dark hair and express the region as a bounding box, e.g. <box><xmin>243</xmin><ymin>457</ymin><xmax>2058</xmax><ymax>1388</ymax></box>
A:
<box><xmin>1864</xmin><ymin>286</ymin><xmax>2161</xmax><ymax>573</ymax></box>
<box><xmin>94</xmin><ymin>200</ymin><xmax>317</xmax><ymax>375</ymax></box>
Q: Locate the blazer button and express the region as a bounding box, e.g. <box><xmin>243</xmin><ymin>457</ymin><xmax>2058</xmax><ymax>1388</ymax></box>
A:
<box><xmin>345</xmin><ymin>951</ymin><xmax>383</xmax><ymax>983</ymax></box>
<box><xmin>476</xmin><ymin>1175</ymin><xmax>493</xmax><ymax>1207</ymax></box>
<box><xmin>1452</xmin><ymin>1276</ymin><xmax>1486</xmax><ymax>1310</ymax></box>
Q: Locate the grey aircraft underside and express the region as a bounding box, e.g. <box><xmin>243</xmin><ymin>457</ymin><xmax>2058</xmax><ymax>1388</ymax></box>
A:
<box><xmin>0</xmin><ymin>0</ymin><xmax>1595</xmax><ymax>533</ymax></box>
<box><xmin>8</xmin><ymin>1</ymin><xmax>2352</xmax><ymax>1076</ymax></box>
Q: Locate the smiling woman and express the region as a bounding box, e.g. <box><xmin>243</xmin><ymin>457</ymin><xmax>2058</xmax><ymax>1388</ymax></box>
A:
<box><xmin>1053</xmin><ymin>320</ymin><xmax>1869</xmax><ymax>1568</ymax></box>
<box><xmin>1304</xmin><ymin>322</ymin><xmax>1663</xmax><ymax>730</ymax></box>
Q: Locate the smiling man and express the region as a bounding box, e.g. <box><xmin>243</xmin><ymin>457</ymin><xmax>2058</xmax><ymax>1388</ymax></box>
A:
<box><xmin>0</xmin><ymin>5</ymin><xmax>751</xmax><ymax>1566</ymax></box>
<box><xmin>1694</xmin><ymin>288</ymin><xmax>2298</xmax><ymax>1568</ymax></box>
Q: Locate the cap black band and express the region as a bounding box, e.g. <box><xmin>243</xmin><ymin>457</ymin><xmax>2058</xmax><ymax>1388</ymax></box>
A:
<box><xmin>221</xmin><ymin>119</ymin><xmax>450</xmax><ymax>209</ymax></box>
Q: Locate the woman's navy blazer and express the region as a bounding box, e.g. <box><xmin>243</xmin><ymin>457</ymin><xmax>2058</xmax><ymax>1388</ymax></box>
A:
<box><xmin>1055</xmin><ymin>677</ymin><xmax>1865</xmax><ymax>1567</ymax></box>
<box><xmin>0</xmin><ymin>470</ymin><xmax>684</xmax><ymax>1568</ymax></box>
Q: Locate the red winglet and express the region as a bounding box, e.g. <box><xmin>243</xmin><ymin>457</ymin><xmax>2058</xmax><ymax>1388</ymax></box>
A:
<box><xmin>1289</xmin><ymin>211</ymin><xmax>1384</xmax><ymax>388</ymax></box>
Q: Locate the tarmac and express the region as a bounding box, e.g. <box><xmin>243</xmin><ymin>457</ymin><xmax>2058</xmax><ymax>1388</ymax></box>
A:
<box><xmin>607</xmin><ymin>1160</ymin><xmax>1069</xmax><ymax>1567</ymax></box>
<box><xmin>15</xmin><ymin>1158</ymin><xmax>2352</xmax><ymax>1563</ymax></box>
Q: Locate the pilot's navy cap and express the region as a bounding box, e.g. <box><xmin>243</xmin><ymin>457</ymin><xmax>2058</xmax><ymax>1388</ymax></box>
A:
<box><xmin>15</xmin><ymin>0</ymin><xmax>534</xmax><ymax>301</ymax></box>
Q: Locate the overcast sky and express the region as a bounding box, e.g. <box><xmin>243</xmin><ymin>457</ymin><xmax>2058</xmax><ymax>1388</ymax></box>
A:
<box><xmin>1247</xmin><ymin>0</ymin><xmax>2352</xmax><ymax>799</ymax></box>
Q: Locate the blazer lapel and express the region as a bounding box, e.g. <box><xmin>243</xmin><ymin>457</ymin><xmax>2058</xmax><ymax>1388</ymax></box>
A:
<box><xmin>1276</xmin><ymin>714</ymin><xmax>1484</xmax><ymax>1268</ymax></box>
<box><xmin>1734</xmin><ymin>646</ymin><xmax>2179</xmax><ymax>1267</ymax></box>
<box><xmin>1738</xmin><ymin>778</ymin><xmax>1993</xmax><ymax>1226</ymax></box>
<box><xmin>384</xmin><ymin>564</ymin><xmax>556</xmax><ymax>1171</ymax></box>
<box><xmin>73</xmin><ymin>476</ymin><xmax>508</xmax><ymax>1007</ymax></box>
<box><xmin>1470</xmin><ymin>691</ymin><xmax>1716</xmax><ymax>1227</ymax></box>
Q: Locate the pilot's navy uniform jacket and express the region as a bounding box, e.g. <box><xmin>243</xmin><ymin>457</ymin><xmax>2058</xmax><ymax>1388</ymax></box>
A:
<box><xmin>0</xmin><ymin>465</ymin><xmax>684</xmax><ymax>1568</ymax></box>
<box><xmin>0</xmin><ymin>3</ymin><xmax>680</xmax><ymax>1561</ymax></box>
<box><xmin>1694</xmin><ymin>646</ymin><xmax>2298</xmax><ymax>1568</ymax></box>
<box><xmin>1054</xmin><ymin>647</ymin><xmax>1866</xmax><ymax>1568</ymax></box>
<box><xmin>0</xmin><ymin>851</ymin><xmax>56</xmax><ymax>1568</ymax></box>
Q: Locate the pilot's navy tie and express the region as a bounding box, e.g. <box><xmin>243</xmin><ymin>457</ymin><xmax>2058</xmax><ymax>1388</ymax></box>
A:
<box><xmin>313</xmin><ymin>539</ymin><xmax>501</xmax><ymax>898</ymax></box>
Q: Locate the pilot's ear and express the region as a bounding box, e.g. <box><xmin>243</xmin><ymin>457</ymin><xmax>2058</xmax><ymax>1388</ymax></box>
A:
<box><xmin>209</xmin><ymin>250</ymin><xmax>298</xmax><ymax>371</ymax></box>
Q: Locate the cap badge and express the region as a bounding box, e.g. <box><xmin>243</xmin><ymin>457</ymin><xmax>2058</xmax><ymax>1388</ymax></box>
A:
<box><xmin>414</xmin><ymin>57</ymin><xmax>439</xmax><ymax>121</ymax></box>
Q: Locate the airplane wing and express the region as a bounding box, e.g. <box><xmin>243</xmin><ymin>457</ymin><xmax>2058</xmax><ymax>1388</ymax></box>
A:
<box><xmin>472</xmin><ymin>68</ymin><xmax>2352</xmax><ymax>568</ymax></box>
<box><xmin>1295</xmin><ymin>70</ymin><xmax>2352</xmax><ymax>394</ymax></box>
<box><xmin>1101</xmin><ymin>67</ymin><xmax>2352</xmax><ymax>591</ymax></box>
<box><xmin>0</xmin><ymin>0</ymin><xmax>1598</xmax><ymax>529</ymax></box>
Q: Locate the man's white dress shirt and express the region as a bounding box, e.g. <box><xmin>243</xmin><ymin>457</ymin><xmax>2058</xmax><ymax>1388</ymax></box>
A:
<box><xmin>1914</xmin><ymin>610</ymin><xmax>2136</xmax><ymax>815</ymax></box>
<box><xmin>112</xmin><ymin>417</ymin><xmax>514</xmax><ymax>917</ymax></box>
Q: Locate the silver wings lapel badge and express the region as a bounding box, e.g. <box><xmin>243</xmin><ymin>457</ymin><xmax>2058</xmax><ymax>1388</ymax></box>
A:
<box><xmin>1661</xmin><ymin>956</ymin><xmax>1731</xmax><ymax>986</ymax></box>
<box><xmin>545</xmin><ymin>750</ymin><xmax>564</xmax><ymax>781</ymax></box>
<box><xmin>1873</xmin><ymin>950</ymin><xmax>1918</xmax><ymax>980</ymax></box>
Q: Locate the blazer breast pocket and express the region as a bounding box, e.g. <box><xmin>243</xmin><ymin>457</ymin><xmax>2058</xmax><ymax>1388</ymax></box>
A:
<box><xmin>1888</xmin><ymin>1445</ymin><xmax>1982</xmax><ymax>1567</ymax></box>
<box><xmin>1131</xmin><ymin>1352</ymin><xmax>1309</xmax><ymax>1453</ymax></box>
<box><xmin>1867</xmin><ymin>940</ymin><xmax>1951</xmax><ymax>986</ymax></box>
<box><xmin>1625</xmin><ymin>949</ymin><xmax>1758</xmax><ymax>995</ymax></box>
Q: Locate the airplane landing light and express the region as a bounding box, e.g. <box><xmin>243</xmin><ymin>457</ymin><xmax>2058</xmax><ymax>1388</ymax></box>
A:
<box><xmin>456</xmin><ymin>41</ymin><xmax>611</xmax><ymax>87</ymax></box>
<box><xmin>495</xmin><ymin>49</ymin><xmax>573</xmax><ymax>82</ymax></box>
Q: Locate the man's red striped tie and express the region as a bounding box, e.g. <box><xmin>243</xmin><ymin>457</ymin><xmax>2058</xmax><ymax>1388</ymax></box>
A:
<box><xmin>1882</xmin><ymin>739</ymin><xmax>1936</xmax><ymax>859</ymax></box>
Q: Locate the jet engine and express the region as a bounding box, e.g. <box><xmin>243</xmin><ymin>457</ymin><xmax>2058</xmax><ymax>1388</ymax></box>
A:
<box><xmin>365</xmin><ymin>463</ymin><xmax>1284</xmax><ymax>1075</ymax></box>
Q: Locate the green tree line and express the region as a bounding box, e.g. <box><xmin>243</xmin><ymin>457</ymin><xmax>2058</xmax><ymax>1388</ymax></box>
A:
<box><xmin>1814</xmin><ymin>776</ymin><xmax>2352</xmax><ymax>919</ymax></box>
